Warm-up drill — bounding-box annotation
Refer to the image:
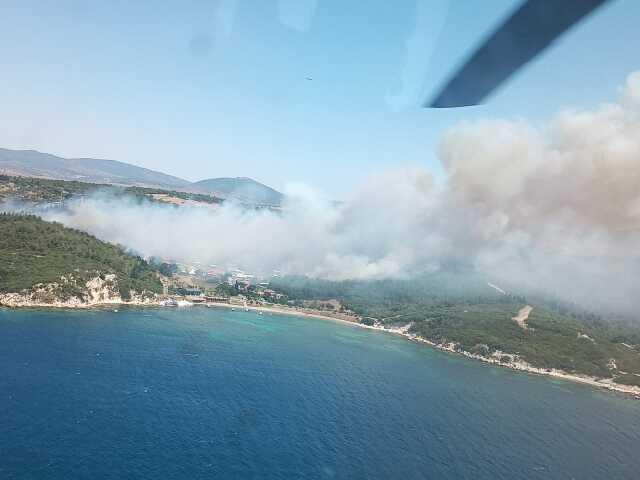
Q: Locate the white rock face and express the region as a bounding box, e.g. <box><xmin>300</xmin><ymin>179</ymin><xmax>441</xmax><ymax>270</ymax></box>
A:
<box><xmin>0</xmin><ymin>274</ymin><xmax>158</xmax><ymax>308</ymax></box>
<box><xmin>85</xmin><ymin>274</ymin><xmax>122</xmax><ymax>304</ymax></box>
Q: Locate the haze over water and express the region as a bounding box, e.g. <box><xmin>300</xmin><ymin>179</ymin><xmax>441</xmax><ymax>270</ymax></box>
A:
<box><xmin>2</xmin><ymin>308</ymin><xmax>639</xmax><ymax>479</ymax></box>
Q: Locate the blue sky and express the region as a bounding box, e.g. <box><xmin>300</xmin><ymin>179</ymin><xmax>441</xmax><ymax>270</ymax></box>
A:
<box><xmin>1</xmin><ymin>0</ymin><xmax>639</xmax><ymax>195</ymax></box>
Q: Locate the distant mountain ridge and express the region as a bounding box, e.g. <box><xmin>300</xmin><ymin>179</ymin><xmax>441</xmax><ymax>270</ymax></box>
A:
<box><xmin>0</xmin><ymin>148</ymin><xmax>283</xmax><ymax>205</ymax></box>
<box><xmin>0</xmin><ymin>148</ymin><xmax>190</xmax><ymax>190</ymax></box>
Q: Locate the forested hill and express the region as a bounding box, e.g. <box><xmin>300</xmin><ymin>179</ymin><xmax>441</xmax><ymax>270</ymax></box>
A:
<box><xmin>0</xmin><ymin>214</ymin><xmax>162</xmax><ymax>301</ymax></box>
<box><xmin>191</xmin><ymin>177</ymin><xmax>283</xmax><ymax>206</ymax></box>
<box><xmin>270</xmin><ymin>275</ymin><xmax>640</xmax><ymax>387</ymax></box>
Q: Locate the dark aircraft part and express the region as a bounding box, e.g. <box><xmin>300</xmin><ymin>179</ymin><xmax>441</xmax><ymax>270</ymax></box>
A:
<box><xmin>426</xmin><ymin>0</ymin><xmax>612</xmax><ymax>108</ymax></box>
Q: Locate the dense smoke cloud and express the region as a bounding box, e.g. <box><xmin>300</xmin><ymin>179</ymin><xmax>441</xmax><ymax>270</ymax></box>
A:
<box><xmin>436</xmin><ymin>70</ymin><xmax>640</xmax><ymax>311</ymax></box>
<box><xmin>42</xmin><ymin>172</ymin><xmax>440</xmax><ymax>281</ymax></box>
<box><xmin>24</xmin><ymin>71</ymin><xmax>640</xmax><ymax>313</ymax></box>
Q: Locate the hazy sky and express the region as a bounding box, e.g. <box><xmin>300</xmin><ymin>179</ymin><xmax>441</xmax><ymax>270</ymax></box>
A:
<box><xmin>1</xmin><ymin>0</ymin><xmax>639</xmax><ymax>194</ymax></box>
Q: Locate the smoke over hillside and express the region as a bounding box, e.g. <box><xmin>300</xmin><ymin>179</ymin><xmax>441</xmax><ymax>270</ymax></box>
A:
<box><xmin>28</xmin><ymin>71</ymin><xmax>640</xmax><ymax>313</ymax></box>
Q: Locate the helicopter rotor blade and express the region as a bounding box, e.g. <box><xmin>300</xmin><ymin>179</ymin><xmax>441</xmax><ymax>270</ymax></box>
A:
<box><xmin>427</xmin><ymin>0</ymin><xmax>612</xmax><ymax>108</ymax></box>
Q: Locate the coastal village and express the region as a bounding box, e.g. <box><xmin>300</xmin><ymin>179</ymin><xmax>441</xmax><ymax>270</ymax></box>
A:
<box><xmin>157</xmin><ymin>260</ymin><xmax>359</xmax><ymax>323</ymax></box>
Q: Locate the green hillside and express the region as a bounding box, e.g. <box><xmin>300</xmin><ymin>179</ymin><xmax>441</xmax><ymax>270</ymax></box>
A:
<box><xmin>271</xmin><ymin>275</ymin><xmax>640</xmax><ymax>386</ymax></box>
<box><xmin>0</xmin><ymin>214</ymin><xmax>162</xmax><ymax>300</ymax></box>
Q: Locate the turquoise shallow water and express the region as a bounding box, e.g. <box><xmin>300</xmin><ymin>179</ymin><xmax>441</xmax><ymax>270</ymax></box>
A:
<box><xmin>1</xmin><ymin>307</ymin><xmax>639</xmax><ymax>479</ymax></box>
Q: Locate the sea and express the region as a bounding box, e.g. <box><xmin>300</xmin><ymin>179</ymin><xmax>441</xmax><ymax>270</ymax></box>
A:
<box><xmin>1</xmin><ymin>307</ymin><xmax>639</xmax><ymax>480</ymax></box>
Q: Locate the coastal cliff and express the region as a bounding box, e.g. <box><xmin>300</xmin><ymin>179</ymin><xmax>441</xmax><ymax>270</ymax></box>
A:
<box><xmin>0</xmin><ymin>273</ymin><xmax>159</xmax><ymax>308</ymax></box>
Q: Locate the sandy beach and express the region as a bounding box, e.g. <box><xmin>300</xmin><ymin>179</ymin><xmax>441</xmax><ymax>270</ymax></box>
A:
<box><xmin>203</xmin><ymin>301</ymin><xmax>362</xmax><ymax>325</ymax></box>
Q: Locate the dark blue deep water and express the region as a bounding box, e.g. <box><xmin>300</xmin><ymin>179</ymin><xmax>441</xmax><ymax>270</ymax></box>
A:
<box><xmin>1</xmin><ymin>307</ymin><xmax>640</xmax><ymax>479</ymax></box>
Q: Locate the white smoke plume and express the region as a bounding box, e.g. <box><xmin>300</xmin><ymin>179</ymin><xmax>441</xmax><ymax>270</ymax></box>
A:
<box><xmin>42</xmin><ymin>171</ymin><xmax>440</xmax><ymax>281</ymax></box>
<box><xmin>30</xmin><ymin>71</ymin><xmax>640</xmax><ymax>313</ymax></box>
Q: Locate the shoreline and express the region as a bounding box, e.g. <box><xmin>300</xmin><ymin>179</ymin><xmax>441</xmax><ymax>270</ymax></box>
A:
<box><xmin>3</xmin><ymin>299</ymin><xmax>639</xmax><ymax>399</ymax></box>
<box><xmin>349</xmin><ymin>323</ymin><xmax>640</xmax><ymax>399</ymax></box>
<box><xmin>203</xmin><ymin>301</ymin><xmax>362</xmax><ymax>324</ymax></box>
<box><xmin>220</xmin><ymin>302</ymin><xmax>640</xmax><ymax>399</ymax></box>
<box><xmin>0</xmin><ymin>298</ymin><xmax>157</xmax><ymax>309</ymax></box>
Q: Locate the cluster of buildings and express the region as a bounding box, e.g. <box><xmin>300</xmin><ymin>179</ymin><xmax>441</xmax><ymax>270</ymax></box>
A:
<box><xmin>158</xmin><ymin>259</ymin><xmax>287</xmax><ymax>303</ymax></box>
<box><xmin>232</xmin><ymin>278</ymin><xmax>285</xmax><ymax>301</ymax></box>
<box><xmin>227</xmin><ymin>268</ymin><xmax>255</xmax><ymax>286</ymax></box>
<box><xmin>257</xmin><ymin>288</ymin><xmax>285</xmax><ymax>301</ymax></box>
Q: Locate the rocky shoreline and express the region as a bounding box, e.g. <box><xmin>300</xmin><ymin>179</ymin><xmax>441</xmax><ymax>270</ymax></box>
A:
<box><xmin>0</xmin><ymin>295</ymin><xmax>158</xmax><ymax>308</ymax></box>
<box><xmin>352</xmin><ymin>322</ymin><xmax>640</xmax><ymax>399</ymax></box>
<box><xmin>0</xmin><ymin>274</ymin><xmax>159</xmax><ymax>309</ymax></box>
